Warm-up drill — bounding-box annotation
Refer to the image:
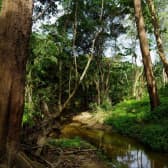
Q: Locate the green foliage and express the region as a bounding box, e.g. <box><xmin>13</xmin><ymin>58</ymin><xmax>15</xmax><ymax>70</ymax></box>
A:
<box><xmin>105</xmin><ymin>97</ymin><xmax>168</xmax><ymax>152</ymax></box>
<box><xmin>100</xmin><ymin>98</ymin><xmax>113</xmax><ymax>112</ymax></box>
<box><xmin>27</xmin><ymin>0</ymin><xmax>154</xmax><ymax>118</ymax></box>
<box><xmin>106</xmin><ymin>98</ymin><xmax>150</xmax><ymax>121</ymax></box>
<box><xmin>89</xmin><ymin>98</ymin><xmax>112</xmax><ymax>113</ymax></box>
<box><xmin>148</xmin><ymin>97</ymin><xmax>168</xmax><ymax>122</ymax></box>
<box><xmin>160</xmin><ymin>84</ymin><xmax>168</xmax><ymax>97</ymax></box>
<box><xmin>109</xmin><ymin>62</ymin><xmax>144</xmax><ymax>104</ymax></box>
<box><xmin>140</xmin><ymin>124</ymin><xmax>168</xmax><ymax>151</ymax></box>
<box><xmin>48</xmin><ymin>137</ymin><xmax>93</xmax><ymax>148</ymax></box>
<box><xmin>25</xmin><ymin>0</ymin><xmax>167</xmax><ymax>143</ymax></box>
<box><xmin>89</xmin><ymin>102</ymin><xmax>98</xmax><ymax>112</ymax></box>
<box><xmin>26</xmin><ymin>33</ymin><xmax>60</xmax><ymax>113</ymax></box>
<box><xmin>23</xmin><ymin>103</ymin><xmax>36</xmax><ymax>126</ymax></box>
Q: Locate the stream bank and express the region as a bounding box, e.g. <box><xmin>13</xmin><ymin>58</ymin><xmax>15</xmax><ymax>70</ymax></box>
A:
<box><xmin>61</xmin><ymin>112</ymin><xmax>168</xmax><ymax>168</ymax></box>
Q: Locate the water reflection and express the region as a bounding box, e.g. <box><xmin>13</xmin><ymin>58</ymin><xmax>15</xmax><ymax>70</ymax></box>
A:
<box><xmin>116</xmin><ymin>150</ymin><xmax>151</xmax><ymax>168</ymax></box>
<box><xmin>61</xmin><ymin>123</ymin><xmax>168</xmax><ymax>168</ymax></box>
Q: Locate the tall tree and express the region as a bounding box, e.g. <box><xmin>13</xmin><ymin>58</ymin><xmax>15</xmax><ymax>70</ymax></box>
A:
<box><xmin>133</xmin><ymin>0</ymin><xmax>160</xmax><ymax>110</ymax></box>
<box><xmin>146</xmin><ymin>0</ymin><xmax>168</xmax><ymax>77</ymax></box>
<box><xmin>0</xmin><ymin>0</ymin><xmax>33</xmax><ymax>166</ymax></box>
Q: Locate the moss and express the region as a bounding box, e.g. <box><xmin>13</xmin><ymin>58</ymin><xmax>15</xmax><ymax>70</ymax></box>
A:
<box><xmin>47</xmin><ymin>137</ymin><xmax>94</xmax><ymax>148</ymax></box>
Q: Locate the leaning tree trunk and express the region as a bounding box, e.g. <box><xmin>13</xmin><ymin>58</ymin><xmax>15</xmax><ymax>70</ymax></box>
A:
<box><xmin>0</xmin><ymin>0</ymin><xmax>33</xmax><ymax>165</ymax></box>
<box><xmin>146</xmin><ymin>0</ymin><xmax>168</xmax><ymax>77</ymax></box>
<box><xmin>133</xmin><ymin>0</ymin><xmax>160</xmax><ymax>110</ymax></box>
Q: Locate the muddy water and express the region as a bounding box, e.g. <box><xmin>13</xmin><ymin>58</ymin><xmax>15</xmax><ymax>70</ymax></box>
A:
<box><xmin>61</xmin><ymin>123</ymin><xmax>168</xmax><ymax>168</ymax></box>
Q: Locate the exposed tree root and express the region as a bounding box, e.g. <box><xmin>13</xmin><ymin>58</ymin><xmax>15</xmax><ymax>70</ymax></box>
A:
<box><xmin>0</xmin><ymin>151</ymin><xmax>45</xmax><ymax>168</ymax></box>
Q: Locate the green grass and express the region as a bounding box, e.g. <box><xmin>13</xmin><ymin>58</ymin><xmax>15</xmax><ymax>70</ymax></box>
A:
<box><xmin>105</xmin><ymin>97</ymin><xmax>168</xmax><ymax>152</ymax></box>
<box><xmin>47</xmin><ymin>137</ymin><xmax>94</xmax><ymax>148</ymax></box>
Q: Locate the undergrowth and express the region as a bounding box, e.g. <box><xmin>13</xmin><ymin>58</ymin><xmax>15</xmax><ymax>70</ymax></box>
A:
<box><xmin>47</xmin><ymin>137</ymin><xmax>94</xmax><ymax>148</ymax></box>
<box><xmin>89</xmin><ymin>98</ymin><xmax>113</xmax><ymax>112</ymax></box>
<box><xmin>105</xmin><ymin>97</ymin><xmax>168</xmax><ymax>152</ymax></box>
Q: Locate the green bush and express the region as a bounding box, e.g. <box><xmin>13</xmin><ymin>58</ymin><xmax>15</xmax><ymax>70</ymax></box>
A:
<box><xmin>160</xmin><ymin>84</ymin><xmax>168</xmax><ymax>97</ymax></box>
<box><xmin>89</xmin><ymin>98</ymin><xmax>112</xmax><ymax>112</ymax></box>
<box><xmin>140</xmin><ymin>125</ymin><xmax>168</xmax><ymax>151</ymax></box>
<box><xmin>105</xmin><ymin>97</ymin><xmax>168</xmax><ymax>152</ymax></box>
<box><xmin>150</xmin><ymin>101</ymin><xmax>168</xmax><ymax>120</ymax></box>
<box><xmin>100</xmin><ymin>98</ymin><xmax>112</xmax><ymax>112</ymax></box>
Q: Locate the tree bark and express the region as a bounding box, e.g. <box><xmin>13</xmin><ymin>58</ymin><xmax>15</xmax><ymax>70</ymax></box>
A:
<box><xmin>0</xmin><ymin>0</ymin><xmax>33</xmax><ymax>164</ymax></box>
<box><xmin>95</xmin><ymin>79</ymin><xmax>101</xmax><ymax>105</ymax></box>
<box><xmin>58</xmin><ymin>59</ymin><xmax>63</xmax><ymax>113</ymax></box>
<box><xmin>133</xmin><ymin>0</ymin><xmax>160</xmax><ymax>110</ymax></box>
<box><xmin>146</xmin><ymin>0</ymin><xmax>168</xmax><ymax>77</ymax></box>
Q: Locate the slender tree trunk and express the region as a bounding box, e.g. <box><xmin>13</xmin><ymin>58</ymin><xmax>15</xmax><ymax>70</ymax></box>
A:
<box><xmin>134</xmin><ymin>0</ymin><xmax>160</xmax><ymax>110</ymax></box>
<box><xmin>0</xmin><ymin>0</ymin><xmax>33</xmax><ymax>164</ymax></box>
<box><xmin>58</xmin><ymin>59</ymin><xmax>63</xmax><ymax>113</ymax></box>
<box><xmin>104</xmin><ymin>62</ymin><xmax>110</xmax><ymax>99</ymax></box>
<box><xmin>146</xmin><ymin>0</ymin><xmax>168</xmax><ymax>77</ymax></box>
<box><xmin>62</xmin><ymin>54</ymin><xmax>93</xmax><ymax>111</ymax></box>
<box><xmin>133</xmin><ymin>69</ymin><xmax>143</xmax><ymax>100</ymax></box>
<box><xmin>133</xmin><ymin>68</ymin><xmax>143</xmax><ymax>99</ymax></box>
<box><xmin>162</xmin><ymin>68</ymin><xmax>168</xmax><ymax>86</ymax></box>
<box><xmin>95</xmin><ymin>79</ymin><xmax>101</xmax><ymax>105</ymax></box>
<box><xmin>53</xmin><ymin>0</ymin><xmax>103</xmax><ymax>116</ymax></box>
<box><xmin>94</xmin><ymin>0</ymin><xmax>105</xmax><ymax>105</ymax></box>
<box><xmin>68</xmin><ymin>67</ymin><xmax>72</xmax><ymax>97</ymax></box>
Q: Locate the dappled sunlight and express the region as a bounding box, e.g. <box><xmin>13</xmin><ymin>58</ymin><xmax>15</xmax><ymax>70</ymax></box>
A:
<box><xmin>72</xmin><ymin>110</ymin><xmax>108</xmax><ymax>126</ymax></box>
<box><xmin>73</xmin><ymin>112</ymin><xmax>93</xmax><ymax>122</ymax></box>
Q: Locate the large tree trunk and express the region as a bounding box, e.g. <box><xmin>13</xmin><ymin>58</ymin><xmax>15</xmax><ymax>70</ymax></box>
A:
<box><xmin>0</xmin><ymin>0</ymin><xmax>33</xmax><ymax>165</ymax></box>
<box><xmin>134</xmin><ymin>0</ymin><xmax>160</xmax><ymax>110</ymax></box>
<box><xmin>146</xmin><ymin>0</ymin><xmax>168</xmax><ymax>77</ymax></box>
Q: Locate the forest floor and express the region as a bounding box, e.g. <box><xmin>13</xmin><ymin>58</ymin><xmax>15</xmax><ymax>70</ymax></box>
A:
<box><xmin>22</xmin><ymin>112</ymin><xmax>110</xmax><ymax>168</ymax></box>
<box><xmin>23</xmin><ymin>141</ymin><xmax>110</xmax><ymax>168</ymax></box>
<box><xmin>49</xmin><ymin>112</ymin><xmax>112</xmax><ymax>168</ymax></box>
<box><xmin>41</xmin><ymin>146</ymin><xmax>109</xmax><ymax>168</ymax></box>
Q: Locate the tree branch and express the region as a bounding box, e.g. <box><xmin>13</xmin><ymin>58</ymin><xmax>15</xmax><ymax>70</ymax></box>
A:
<box><xmin>33</xmin><ymin>4</ymin><xmax>51</xmax><ymax>22</ymax></box>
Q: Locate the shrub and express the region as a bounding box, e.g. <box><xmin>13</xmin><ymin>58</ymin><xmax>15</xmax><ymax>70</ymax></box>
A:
<box><xmin>140</xmin><ymin>125</ymin><xmax>168</xmax><ymax>151</ymax></box>
<box><xmin>100</xmin><ymin>98</ymin><xmax>112</xmax><ymax>112</ymax></box>
<box><xmin>89</xmin><ymin>98</ymin><xmax>112</xmax><ymax>112</ymax></box>
<box><xmin>89</xmin><ymin>102</ymin><xmax>98</xmax><ymax>112</ymax></box>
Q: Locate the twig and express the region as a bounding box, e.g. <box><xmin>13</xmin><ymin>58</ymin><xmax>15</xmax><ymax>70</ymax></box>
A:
<box><xmin>52</xmin><ymin>148</ymin><xmax>64</xmax><ymax>168</ymax></box>
<box><xmin>63</xmin><ymin>148</ymin><xmax>97</xmax><ymax>155</ymax></box>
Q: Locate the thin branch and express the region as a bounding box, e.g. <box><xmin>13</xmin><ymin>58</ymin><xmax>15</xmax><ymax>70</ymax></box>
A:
<box><xmin>73</xmin><ymin>1</ymin><xmax>79</xmax><ymax>79</ymax></box>
<box><xmin>33</xmin><ymin>4</ymin><xmax>51</xmax><ymax>22</ymax></box>
<box><xmin>100</xmin><ymin>0</ymin><xmax>104</xmax><ymax>21</ymax></box>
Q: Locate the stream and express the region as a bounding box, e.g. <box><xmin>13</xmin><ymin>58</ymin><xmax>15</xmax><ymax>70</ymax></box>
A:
<box><xmin>61</xmin><ymin>122</ymin><xmax>168</xmax><ymax>168</ymax></box>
